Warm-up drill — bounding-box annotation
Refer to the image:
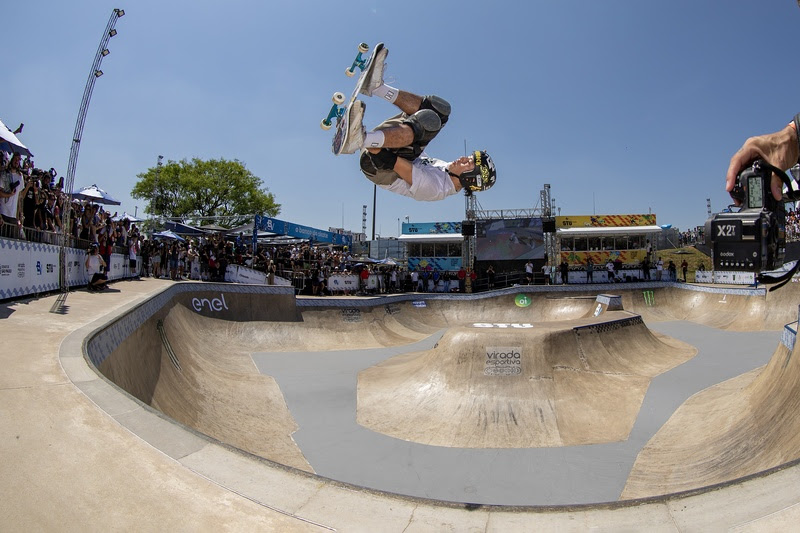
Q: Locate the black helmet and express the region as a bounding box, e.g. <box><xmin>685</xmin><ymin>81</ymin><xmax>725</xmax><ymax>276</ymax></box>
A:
<box><xmin>458</xmin><ymin>150</ymin><xmax>496</xmax><ymax>192</ymax></box>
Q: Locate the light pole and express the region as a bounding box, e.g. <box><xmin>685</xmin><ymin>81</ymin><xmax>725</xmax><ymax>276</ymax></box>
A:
<box><xmin>58</xmin><ymin>8</ymin><xmax>125</xmax><ymax>294</ymax></box>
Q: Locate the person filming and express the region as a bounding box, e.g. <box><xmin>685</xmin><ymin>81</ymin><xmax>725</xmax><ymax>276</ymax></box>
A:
<box><xmin>86</xmin><ymin>243</ymin><xmax>108</xmax><ymax>292</ymax></box>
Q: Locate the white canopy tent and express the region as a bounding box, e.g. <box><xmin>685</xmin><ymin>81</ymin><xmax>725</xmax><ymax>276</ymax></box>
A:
<box><xmin>0</xmin><ymin>118</ymin><xmax>32</xmax><ymax>157</ymax></box>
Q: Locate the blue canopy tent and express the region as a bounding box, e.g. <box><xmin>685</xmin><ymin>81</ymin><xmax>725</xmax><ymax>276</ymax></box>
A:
<box><xmin>163</xmin><ymin>220</ymin><xmax>205</xmax><ymax>237</ymax></box>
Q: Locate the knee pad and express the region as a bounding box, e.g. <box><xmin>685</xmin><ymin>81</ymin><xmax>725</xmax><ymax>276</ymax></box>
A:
<box><xmin>405</xmin><ymin>109</ymin><xmax>442</xmax><ymax>145</ymax></box>
<box><xmin>360</xmin><ymin>151</ymin><xmax>378</xmax><ymax>176</ymax></box>
<box><xmin>359</xmin><ymin>151</ymin><xmax>401</xmax><ymax>186</ymax></box>
<box><xmin>420</xmin><ymin>95</ymin><xmax>451</xmax><ymax>126</ymax></box>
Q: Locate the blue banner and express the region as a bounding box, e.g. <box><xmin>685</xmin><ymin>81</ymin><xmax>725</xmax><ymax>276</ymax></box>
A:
<box><xmin>254</xmin><ymin>215</ymin><xmax>351</xmax><ymax>246</ymax></box>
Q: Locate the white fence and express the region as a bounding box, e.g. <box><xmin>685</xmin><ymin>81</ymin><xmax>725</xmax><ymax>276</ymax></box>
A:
<box><xmin>0</xmin><ymin>237</ymin><xmax>138</xmax><ymax>300</ymax></box>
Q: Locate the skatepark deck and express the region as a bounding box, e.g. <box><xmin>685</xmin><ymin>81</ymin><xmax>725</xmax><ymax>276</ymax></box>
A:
<box><xmin>4</xmin><ymin>278</ymin><xmax>800</xmax><ymax>530</ymax></box>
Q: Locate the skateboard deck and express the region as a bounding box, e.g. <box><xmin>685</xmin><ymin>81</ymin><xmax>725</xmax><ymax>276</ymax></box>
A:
<box><xmin>321</xmin><ymin>42</ymin><xmax>384</xmax><ymax>155</ymax></box>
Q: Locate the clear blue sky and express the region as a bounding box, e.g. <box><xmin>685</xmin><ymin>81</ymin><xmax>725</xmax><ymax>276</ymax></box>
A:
<box><xmin>5</xmin><ymin>1</ymin><xmax>800</xmax><ymax>237</ymax></box>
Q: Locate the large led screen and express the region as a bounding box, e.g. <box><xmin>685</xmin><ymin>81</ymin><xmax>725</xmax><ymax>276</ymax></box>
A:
<box><xmin>476</xmin><ymin>218</ymin><xmax>545</xmax><ymax>261</ymax></box>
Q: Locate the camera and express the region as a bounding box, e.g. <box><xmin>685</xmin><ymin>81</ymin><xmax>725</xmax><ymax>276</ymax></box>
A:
<box><xmin>706</xmin><ymin>159</ymin><xmax>786</xmax><ymax>272</ymax></box>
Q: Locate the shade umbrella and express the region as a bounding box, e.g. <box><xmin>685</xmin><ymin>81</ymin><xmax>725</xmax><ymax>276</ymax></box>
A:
<box><xmin>72</xmin><ymin>184</ymin><xmax>121</xmax><ymax>205</ymax></box>
<box><xmin>112</xmin><ymin>211</ymin><xmax>141</xmax><ymax>222</ymax></box>
<box><xmin>153</xmin><ymin>230</ymin><xmax>185</xmax><ymax>242</ymax></box>
<box><xmin>0</xmin><ymin>118</ymin><xmax>32</xmax><ymax>157</ymax></box>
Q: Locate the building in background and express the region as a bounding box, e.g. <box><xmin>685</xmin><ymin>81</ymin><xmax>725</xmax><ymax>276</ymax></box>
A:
<box><xmin>556</xmin><ymin>214</ymin><xmax>661</xmax><ymax>267</ymax></box>
<box><xmin>399</xmin><ymin>222</ymin><xmax>463</xmax><ymax>272</ymax></box>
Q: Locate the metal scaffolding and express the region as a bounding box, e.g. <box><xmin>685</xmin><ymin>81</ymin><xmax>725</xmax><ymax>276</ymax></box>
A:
<box><xmin>58</xmin><ymin>8</ymin><xmax>125</xmax><ymax>294</ymax></box>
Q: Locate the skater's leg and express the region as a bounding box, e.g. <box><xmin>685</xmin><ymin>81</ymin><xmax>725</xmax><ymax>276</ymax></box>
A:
<box><xmin>366</xmin><ymin>94</ymin><xmax>451</xmax><ymax>150</ymax></box>
<box><xmin>391</xmin><ymin>90</ymin><xmax>424</xmax><ymax>116</ymax></box>
<box><xmin>366</xmin><ymin>124</ymin><xmax>415</xmax><ymax>150</ymax></box>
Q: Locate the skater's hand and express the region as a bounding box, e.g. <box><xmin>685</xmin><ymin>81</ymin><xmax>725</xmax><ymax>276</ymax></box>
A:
<box><xmin>726</xmin><ymin>123</ymin><xmax>798</xmax><ymax>204</ymax></box>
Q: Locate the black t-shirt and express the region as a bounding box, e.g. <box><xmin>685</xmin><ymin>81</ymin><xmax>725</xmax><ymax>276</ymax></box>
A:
<box><xmin>22</xmin><ymin>188</ymin><xmax>36</xmax><ymax>226</ymax></box>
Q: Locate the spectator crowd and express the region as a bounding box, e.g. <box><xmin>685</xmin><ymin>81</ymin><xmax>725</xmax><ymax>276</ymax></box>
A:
<box><xmin>1</xmin><ymin>146</ymin><xmax>731</xmax><ymax>296</ymax></box>
<box><xmin>137</xmin><ymin>237</ymin><xmax>474</xmax><ymax>296</ymax></box>
<box><xmin>787</xmin><ymin>209</ymin><xmax>800</xmax><ymax>242</ymax></box>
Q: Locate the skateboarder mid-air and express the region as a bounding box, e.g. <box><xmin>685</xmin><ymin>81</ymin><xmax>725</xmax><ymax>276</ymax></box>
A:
<box><xmin>340</xmin><ymin>44</ymin><xmax>496</xmax><ymax>201</ymax></box>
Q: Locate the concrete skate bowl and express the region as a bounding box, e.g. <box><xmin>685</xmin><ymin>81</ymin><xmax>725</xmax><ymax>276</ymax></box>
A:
<box><xmin>83</xmin><ymin>282</ymin><xmax>800</xmax><ymax>511</ymax></box>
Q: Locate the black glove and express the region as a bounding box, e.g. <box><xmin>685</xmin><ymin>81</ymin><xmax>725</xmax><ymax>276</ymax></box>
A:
<box><xmin>369</xmin><ymin>149</ymin><xmax>398</xmax><ymax>171</ymax></box>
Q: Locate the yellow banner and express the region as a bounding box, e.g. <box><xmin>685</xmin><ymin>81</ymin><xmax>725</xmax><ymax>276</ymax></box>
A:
<box><xmin>555</xmin><ymin>214</ymin><xmax>656</xmax><ymax>228</ymax></box>
<box><xmin>559</xmin><ymin>250</ymin><xmax>647</xmax><ymax>266</ymax></box>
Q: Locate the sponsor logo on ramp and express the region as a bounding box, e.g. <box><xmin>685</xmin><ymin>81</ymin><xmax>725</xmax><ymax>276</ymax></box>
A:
<box><xmin>484</xmin><ymin>346</ymin><xmax>522</xmax><ymax>376</ymax></box>
<box><xmin>191</xmin><ymin>293</ymin><xmax>230</xmax><ymax>313</ymax></box>
<box><xmin>341</xmin><ymin>309</ymin><xmax>361</xmax><ymax>322</ymax></box>
<box><xmin>515</xmin><ymin>294</ymin><xmax>532</xmax><ymax>308</ymax></box>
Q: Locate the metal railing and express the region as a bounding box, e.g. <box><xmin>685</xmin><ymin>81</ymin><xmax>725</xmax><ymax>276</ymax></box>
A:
<box><xmin>1</xmin><ymin>225</ymin><xmax>128</xmax><ymax>255</ymax></box>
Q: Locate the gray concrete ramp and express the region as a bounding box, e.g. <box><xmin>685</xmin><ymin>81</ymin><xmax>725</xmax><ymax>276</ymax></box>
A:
<box><xmin>624</xmin><ymin>321</ymin><xmax>800</xmax><ymax>498</ymax></box>
<box><xmin>357</xmin><ymin>314</ymin><xmax>695</xmax><ymax>448</ymax></box>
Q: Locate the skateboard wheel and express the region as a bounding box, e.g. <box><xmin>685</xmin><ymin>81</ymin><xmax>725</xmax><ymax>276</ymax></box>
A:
<box><xmin>345</xmin><ymin>67</ymin><xmax>355</xmax><ymax>77</ymax></box>
<box><xmin>358</xmin><ymin>43</ymin><xmax>369</xmax><ymax>53</ymax></box>
<box><xmin>332</xmin><ymin>92</ymin><xmax>345</xmax><ymax>105</ymax></box>
<box><xmin>320</xmin><ymin>119</ymin><xmax>332</xmax><ymax>131</ymax></box>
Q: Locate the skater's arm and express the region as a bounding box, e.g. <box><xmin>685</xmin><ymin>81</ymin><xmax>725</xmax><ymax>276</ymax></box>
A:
<box><xmin>366</xmin><ymin>147</ymin><xmax>413</xmax><ymax>185</ymax></box>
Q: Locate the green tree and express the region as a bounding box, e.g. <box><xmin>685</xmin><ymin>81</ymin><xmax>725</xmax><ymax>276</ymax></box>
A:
<box><xmin>131</xmin><ymin>157</ymin><xmax>280</xmax><ymax>223</ymax></box>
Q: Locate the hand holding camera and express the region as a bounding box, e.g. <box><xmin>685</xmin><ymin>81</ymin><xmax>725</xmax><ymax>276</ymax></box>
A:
<box><xmin>726</xmin><ymin>121</ymin><xmax>800</xmax><ymax>205</ymax></box>
<box><xmin>709</xmin><ymin>159</ymin><xmax>798</xmax><ymax>275</ymax></box>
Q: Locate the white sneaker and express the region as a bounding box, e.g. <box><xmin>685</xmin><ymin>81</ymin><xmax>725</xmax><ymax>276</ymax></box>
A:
<box><xmin>360</xmin><ymin>43</ymin><xmax>387</xmax><ymax>97</ymax></box>
<box><xmin>339</xmin><ymin>100</ymin><xmax>366</xmax><ymax>155</ymax></box>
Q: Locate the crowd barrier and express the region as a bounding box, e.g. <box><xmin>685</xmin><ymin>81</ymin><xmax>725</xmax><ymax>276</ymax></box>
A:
<box><xmin>0</xmin><ymin>237</ymin><xmax>140</xmax><ymax>300</ymax></box>
<box><xmin>327</xmin><ymin>273</ymin><xmax>403</xmax><ymax>292</ymax></box>
<box><xmin>327</xmin><ymin>273</ymin><xmax>360</xmax><ymax>292</ymax></box>
<box><xmin>224</xmin><ymin>264</ymin><xmax>290</xmax><ymax>286</ymax></box>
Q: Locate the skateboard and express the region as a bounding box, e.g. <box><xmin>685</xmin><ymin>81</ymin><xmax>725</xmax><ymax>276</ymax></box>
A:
<box><xmin>321</xmin><ymin>42</ymin><xmax>384</xmax><ymax>155</ymax></box>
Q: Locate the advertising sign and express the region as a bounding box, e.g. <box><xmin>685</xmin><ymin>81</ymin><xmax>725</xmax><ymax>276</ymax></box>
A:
<box><xmin>402</xmin><ymin>222</ymin><xmax>461</xmax><ymax>235</ymax></box>
<box><xmin>556</xmin><ymin>214</ymin><xmax>657</xmax><ymax>229</ymax></box>
<box><xmin>254</xmin><ymin>215</ymin><xmax>351</xmax><ymax>246</ymax></box>
<box><xmin>328</xmin><ymin>274</ymin><xmax>359</xmax><ymax>292</ymax></box>
<box><xmin>408</xmin><ymin>257</ymin><xmax>462</xmax><ymax>271</ymax></box>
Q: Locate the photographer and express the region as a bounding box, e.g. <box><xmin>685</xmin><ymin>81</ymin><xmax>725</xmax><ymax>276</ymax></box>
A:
<box><xmin>726</xmin><ymin>117</ymin><xmax>800</xmax><ymax>203</ymax></box>
<box><xmin>85</xmin><ymin>243</ymin><xmax>108</xmax><ymax>292</ymax></box>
